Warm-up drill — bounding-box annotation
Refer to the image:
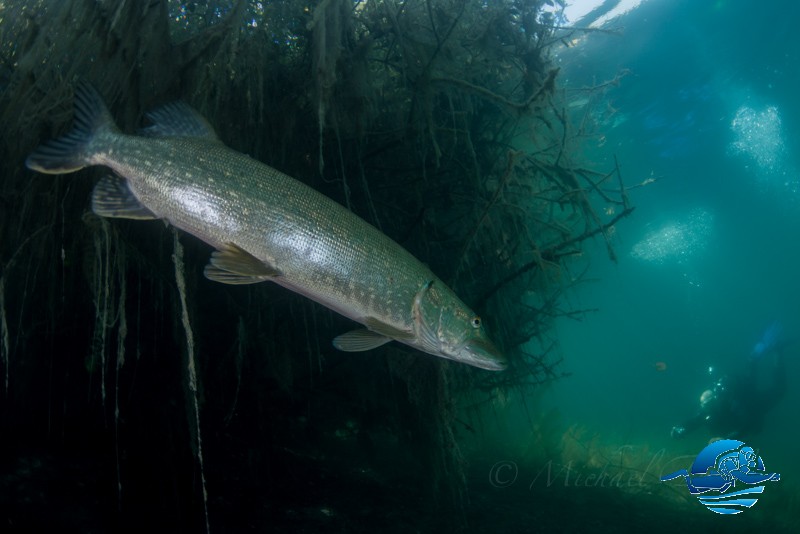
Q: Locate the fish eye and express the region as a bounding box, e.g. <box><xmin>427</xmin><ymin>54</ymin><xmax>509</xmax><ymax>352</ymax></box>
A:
<box><xmin>471</xmin><ymin>316</ymin><xmax>481</xmax><ymax>329</ymax></box>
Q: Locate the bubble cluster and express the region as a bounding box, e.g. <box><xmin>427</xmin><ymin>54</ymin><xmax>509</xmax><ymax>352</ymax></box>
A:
<box><xmin>729</xmin><ymin>105</ymin><xmax>784</xmax><ymax>171</ymax></box>
<box><xmin>630</xmin><ymin>208</ymin><xmax>714</xmax><ymax>264</ymax></box>
<box><xmin>729</xmin><ymin>103</ymin><xmax>800</xmax><ymax>210</ymax></box>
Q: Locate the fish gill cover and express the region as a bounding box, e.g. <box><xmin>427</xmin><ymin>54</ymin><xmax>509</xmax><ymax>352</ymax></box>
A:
<box><xmin>0</xmin><ymin>0</ymin><xmax>631</xmax><ymax>531</ymax></box>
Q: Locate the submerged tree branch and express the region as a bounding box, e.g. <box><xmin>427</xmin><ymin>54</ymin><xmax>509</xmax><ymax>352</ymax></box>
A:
<box><xmin>430</xmin><ymin>67</ymin><xmax>559</xmax><ymax>114</ymax></box>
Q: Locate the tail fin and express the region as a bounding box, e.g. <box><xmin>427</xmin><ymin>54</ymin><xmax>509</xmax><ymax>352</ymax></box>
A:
<box><xmin>26</xmin><ymin>82</ymin><xmax>118</xmax><ymax>174</ymax></box>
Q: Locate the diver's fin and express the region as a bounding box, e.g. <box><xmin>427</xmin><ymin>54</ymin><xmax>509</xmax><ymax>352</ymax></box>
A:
<box><xmin>204</xmin><ymin>243</ymin><xmax>279</xmax><ymax>284</ymax></box>
<box><xmin>332</xmin><ymin>329</ymin><xmax>392</xmax><ymax>352</ymax></box>
<box><xmin>26</xmin><ymin>82</ymin><xmax>119</xmax><ymax>174</ymax></box>
<box><xmin>91</xmin><ymin>175</ymin><xmax>157</xmax><ymax>220</ymax></box>
<box><xmin>140</xmin><ymin>102</ymin><xmax>219</xmax><ymax>141</ymax></box>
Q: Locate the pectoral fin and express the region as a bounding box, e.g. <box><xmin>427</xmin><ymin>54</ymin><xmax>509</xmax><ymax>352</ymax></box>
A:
<box><xmin>363</xmin><ymin>317</ymin><xmax>416</xmax><ymax>341</ymax></box>
<box><xmin>333</xmin><ymin>318</ymin><xmax>415</xmax><ymax>352</ymax></box>
<box><xmin>333</xmin><ymin>329</ymin><xmax>392</xmax><ymax>352</ymax></box>
<box><xmin>204</xmin><ymin>243</ymin><xmax>280</xmax><ymax>285</ymax></box>
<box><xmin>91</xmin><ymin>175</ymin><xmax>157</xmax><ymax>220</ymax></box>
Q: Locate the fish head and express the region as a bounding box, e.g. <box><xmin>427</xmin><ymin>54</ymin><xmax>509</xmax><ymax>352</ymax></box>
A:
<box><xmin>414</xmin><ymin>282</ymin><xmax>507</xmax><ymax>371</ymax></box>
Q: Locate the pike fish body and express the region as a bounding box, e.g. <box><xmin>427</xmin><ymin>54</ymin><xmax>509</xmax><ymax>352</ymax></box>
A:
<box><xmin>26</xmin><ymin>85</ymin><xmax>506</xmax><ymax>371</ymax></box>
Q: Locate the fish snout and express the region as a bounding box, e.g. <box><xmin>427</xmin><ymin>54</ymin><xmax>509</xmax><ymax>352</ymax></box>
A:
<box><xmin>458</xmin><ymin>337</ymin><xmax>507</xmax><ymax>371</ymax></box>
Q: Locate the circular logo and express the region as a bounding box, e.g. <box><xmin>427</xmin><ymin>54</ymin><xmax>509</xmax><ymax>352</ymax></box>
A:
<box><xmin>660</xmin><ymin>439</ymin><xmax>780</xmax><ymax>514</ymax></box>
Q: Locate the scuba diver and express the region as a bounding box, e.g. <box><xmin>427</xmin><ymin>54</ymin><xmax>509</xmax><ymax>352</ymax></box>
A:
<box><xmin>671</xmin><ymin>321</ymin><xmax>788</xmax><ymax>441</ymax></box>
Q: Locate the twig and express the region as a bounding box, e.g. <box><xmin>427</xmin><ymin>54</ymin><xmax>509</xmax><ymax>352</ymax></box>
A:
<box><xmin>430</xmin><ymin>68</ymin><xmax>559</xmax><ymax>115</ymax></box>
<box><xmin>452</xmin><ymin>150</ymin><xmax>521</xmax><ymax>284</ymax></box>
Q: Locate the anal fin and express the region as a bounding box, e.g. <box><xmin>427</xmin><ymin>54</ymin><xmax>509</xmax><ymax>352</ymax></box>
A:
<box><xmin>91</xmin><ymin>175</ymin><xmax>157</xmax><ymax>220</ymax></box>
<box><xmin>204</xmin><ymin>243</ymin><xmax>280</xmax><ymax>285</ymax></box>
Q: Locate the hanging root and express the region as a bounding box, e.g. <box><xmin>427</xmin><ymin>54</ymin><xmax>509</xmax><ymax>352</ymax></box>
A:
<box><xmin>171</xmin><ymin>229</ymin><xmax>210</xmax><ymax>534</ymax></box>
<box><xmin>114</xmin><ymin>244</ymin><xmax>127</xmax><ymax>511</ymax></box>
<box><xmin>0</xmin><ymin>224</ymin><xmax>54</xmax><ymax>397</ymax></box>
<box><xmin>85</xmin><ymin>216</ymin><xmax>114</xmax><ymax>407</ymax></box>
<box><xmin>99</xmin><ymin>218</ymin><xmax>111</xmax><ymax>406</ymax></box>
<box><xmin>0</xmin><ymin>277</ymin><xmax>8</xmax><ymax>396</ymax></box>
<box><xmin>308</xmin><ymin>0</ymin><xmax>350</xmax><ymax>177</ymax></box>
<box><xmin>224</xmin><ymin>316</ymin><xmax>245</xmax><ymax>425</ymax></box>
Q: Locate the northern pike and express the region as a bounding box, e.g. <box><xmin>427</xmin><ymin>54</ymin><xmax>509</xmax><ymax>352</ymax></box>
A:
<box><xmin>26</xmin><ymin>84</ymin><xmax>506</xmax><ymax>370</ymax></box>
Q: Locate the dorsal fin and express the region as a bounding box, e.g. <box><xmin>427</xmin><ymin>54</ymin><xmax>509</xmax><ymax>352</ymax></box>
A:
<box><xmin>140</xmin><ymin>102</ymin><xmax>218</xmax><ymax>141</ymax></box>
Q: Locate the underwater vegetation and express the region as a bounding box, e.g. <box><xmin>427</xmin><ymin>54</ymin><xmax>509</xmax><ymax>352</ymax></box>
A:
<box><xmin>1</xmin><ymin>0</ymin><xmax>632</xmax><ymax>530</ymax></box>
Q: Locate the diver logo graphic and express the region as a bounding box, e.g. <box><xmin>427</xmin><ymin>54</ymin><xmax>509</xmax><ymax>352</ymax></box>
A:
<box><xmin>661</xmin><ymin>439</ymin><xmax>780</xmax><ymax>514</ymax></box>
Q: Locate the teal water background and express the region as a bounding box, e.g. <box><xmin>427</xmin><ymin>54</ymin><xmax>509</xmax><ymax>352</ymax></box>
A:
<box><xmin>540</xmin><ymin>0</ymin><xmax>798</xmax><ymax>485</ymax></box>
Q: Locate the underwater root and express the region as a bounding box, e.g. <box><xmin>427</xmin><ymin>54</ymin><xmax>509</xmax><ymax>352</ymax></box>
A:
<box><xmin>0</xmin><ymin>224</ymin><xmax>54</xmax><ymax>396</ymax></box>
<box><xmin>172</xmin><ymin>229</ymin><xmax>210</xmax><ymax>534</ymax></box>
<box><xmin>0</xmin><ymin>277</ymin><xmax>8</xmax><ymax>395</ymax></box>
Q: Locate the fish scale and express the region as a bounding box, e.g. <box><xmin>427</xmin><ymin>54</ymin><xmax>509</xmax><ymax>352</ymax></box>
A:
<box><xmin>26</xmin><ymin>84</ymin><xmax>506</xmax><ymax>370</ymax></box>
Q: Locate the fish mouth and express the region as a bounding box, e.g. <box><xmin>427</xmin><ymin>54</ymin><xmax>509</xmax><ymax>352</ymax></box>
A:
<box><xmin>458</xmin><ymin>337</ymin><xmax>507</xmax><ymax>371</ymax></box>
